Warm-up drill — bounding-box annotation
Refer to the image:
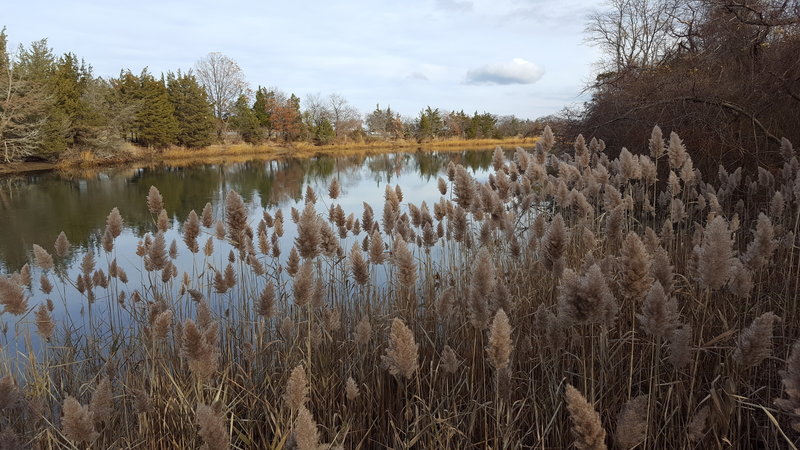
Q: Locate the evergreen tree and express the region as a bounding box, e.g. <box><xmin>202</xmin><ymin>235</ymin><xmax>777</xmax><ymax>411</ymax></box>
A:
<box><xmin>0</xmin><ymin>28</ymin><xmax>47</xmax><ymax>162</ymax></box>
<box><xmin>167</xmin><ymin>71</ymin><xmax>215</xmax><ymax>148</ymax></box>
<box><xmin>124</xmin><ymin>69</ymin><xmax>178</xmax><ymax>148</ymax></box>
<box><xmin>230</xmin><ymin>94</ymin><xmax>262</xmax><ymax>144</ymax></box>
<box><xmin>111</xmin><ymin>70</ymin><xmax>143</xmax><ymax>142</ymax></box>
<box><xmin>312</xmin><ymin>117</ymin><xmax>335</xmax><ymax>145</ymax></box>
<box><xmin>415</xmin><ymin>106</ymin><xmax>442</xmax><ymax>142</ymax></box>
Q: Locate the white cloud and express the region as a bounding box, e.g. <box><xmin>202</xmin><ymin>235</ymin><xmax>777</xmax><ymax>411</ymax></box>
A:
<box><xmin>465</xmin><ymin>58</ymin><xmax>545</xmax><ymax>85</ymax></box>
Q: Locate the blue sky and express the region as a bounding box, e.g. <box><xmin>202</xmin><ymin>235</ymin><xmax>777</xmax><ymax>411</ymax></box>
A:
<box><xmin>4</xmin><ymin>0</ymin><xmax>602</xmax><ymax>120</ymax></box>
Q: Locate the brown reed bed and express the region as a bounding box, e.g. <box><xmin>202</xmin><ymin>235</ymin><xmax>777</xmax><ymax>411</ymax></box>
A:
<box><xmin>46</xmin><ymin>137</ymin><xmax>534</xmax><ymax>174</ymax></box>
<box><xmin>0</xmin><ymin>126</ymin><xmax>799</xmax><ymax>448</ymax></box>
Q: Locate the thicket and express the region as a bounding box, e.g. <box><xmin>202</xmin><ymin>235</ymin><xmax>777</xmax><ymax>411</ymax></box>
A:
<box><xmin>0</xmin><ymin>126</ymin><xmax>799</xmax><ymax>448</ymax></box>
<box><xmin>578</xmin><ymin>0</ymin><xmax>800</xmax><ymax>174</ymax></box>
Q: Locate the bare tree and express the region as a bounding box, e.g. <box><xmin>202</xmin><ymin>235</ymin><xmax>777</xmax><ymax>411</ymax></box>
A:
<box><xmin>194</xmin><ymin>52</ymin><xmax>249</xmax><ymax>120</ymax></box>
<box><xmin>304</xmin><ymin>93</ymin><xmax>332</xmax><ymax>125</ymax></box>
<box><xmin>586</xmin><ymin>0</ymin><xmax>684</xmax><ymax>71</ymax></box>
<box><xmin>327</xmin><ymin>94</ymin><xmax>361</xmax><ymax>138</ymax></box>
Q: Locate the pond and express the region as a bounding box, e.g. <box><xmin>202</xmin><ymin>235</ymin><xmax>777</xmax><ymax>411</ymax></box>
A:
<box><xmin>0</xmin><ymin>148</ymin><xmax>509</xmax><ymax>350</ymax></box>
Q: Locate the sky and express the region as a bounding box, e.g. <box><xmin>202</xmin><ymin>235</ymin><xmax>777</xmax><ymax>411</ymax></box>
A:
<box><xmin>4</xmin><ymin>0</ymin><xmax>603</xmax><ymax>120</ymax></box>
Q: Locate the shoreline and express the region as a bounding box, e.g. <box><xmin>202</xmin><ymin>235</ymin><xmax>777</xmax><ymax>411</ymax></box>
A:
<box><xmin>0</xmin><ymin>137</ymin><xmax>535</xmax><ymax>176</ymax></box>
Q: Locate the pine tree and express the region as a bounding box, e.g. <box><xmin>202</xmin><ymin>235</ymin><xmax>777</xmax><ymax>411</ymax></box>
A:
<box><xmin>135</xmin><ymin>70</ymin><xmax>179</xmax><ymax>148</ymax></box>
<box><xmin>230</xmin><ymin>94</ymin><xmax>262</xmax><ymax>144</ymax></box>
<box><xmin>0</xmin><ymin>28</ymin><xmax>47</xmax><ymax>162</ymax></box>
<box><xmin>167</xmin><ymin>71</ymin><xmax>215</xmax><ymax>148</ymax></box>
<box><xmin>312</xmin><ymin>117</ymin><xmax>335</xmax><ymax>145</ymax></box>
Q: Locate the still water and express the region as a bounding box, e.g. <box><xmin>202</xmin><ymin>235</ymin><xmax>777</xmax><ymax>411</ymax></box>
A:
<box><xmin>0</xmin><ymin>149</ymin><xmax>504</xmax><ymax>337</ymax></box>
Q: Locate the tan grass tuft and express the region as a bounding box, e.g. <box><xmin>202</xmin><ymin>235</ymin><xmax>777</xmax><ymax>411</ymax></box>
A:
<box><xmin>34</xmin><ymin>302</ymin><xmax>55</xmax><ymax>341</ymax></box>
<box><xmin>381</xmin><ymin>318</ymin><xmax>418</xmax><ymax>380</ymax></box>
<box><xmin>256</xmin><ymin>282</ymin><xmax>276</xmax><ymax>318</ymax></box>
<box><xmin>225</xmin><ymin>190</ymin><xmax>248</xmax><ymax>249</ymax></box>
<box><xmin>181</xmin><ymin>319</ymin><xmax>219</xmax><ymax>380</ymax></box>
<box><xmin>284</xmin><ymin>365</ymin><xmax>310</xmax><ymax>411</ymax></box>
<box><xmin>183</xmin><ymin>210</ymin><xmax>201</xmax><ymax>253</ymax></box>
<box><xmin>668</xmin><ymin>324</ymin><xmax>693</xmax><ymax>370</ymax></box>
<box><xmin>32</xmin><ymin>244</ymin><xmax>54</xmax><ymax>270</ymax></box>
<box><xmin>294</xmin><ymin>406</ymin><xmax>320</xmax><ymax>450</ymax></box>
<box><xmin>90</xmin><ymin>376</ymin><xmax>113</xmax><ymax>425</ymax></box>
<box><xmin>54</xmin><ymin>231</ymin><xmax>71</xmax><ymax>258</ymax></box>
<box><xmin>146</xmin><ymin>186</ymin><xmax>163</xmax><ymax>214</ymax></box>
<box><xmin>201</xmin><ymin>202</ymin><xmax>214</xmax><ymax>228</ymax></box>
<box><xmin>441</xmin><ymin>345</ymin><xmax>459</xmax><ymax>374</ymax></box>
<box><xmin>637</xmin><ymin>281</ymin><xmax>678</xmax><ymax>340</ymax></box>
<box><xmin>565</xmin><ymin>384</ymin><xmax>607</xmax><ymax>450</ymax></box>
<box><xmin>345</xmin><ymin>377</ymin><xmax>360</xmax><ymax>401</ymax></box>
<box><xmin>733</xmin><ymin>311</ymin><xmax>781</xmax><ymax>368</ymax></box>
<box><xmin>196</xmin><ymin>402</ymin><xmax>229</xmax><ymax>450</ymax></box>
<box><xmin>558</xmin><ymin>264</ymin><xmax>618</xmax><ymax>326</ymax></box>
<box><xmin>296</xmin><ymin>203</ymin><xmax>321</xmax><ymax>260</ymax></box>
<box><xmin>542</xmin><ymin>214</ymin><xmax>566</xmax><ymax>277</ymax></box>
<box><xmin>618</xmin><ymin>232</ymin><xmax>652</xmax><ymax>301</ymax></box>
<box><xmin>615</xmin><ymin>395</ymin><xmax>648</xmax><ymax>449</ymax></box>
<box><xmin>469</xmin><ymin>247</ymin><xmax>495</xmax><ymax>329</ymax></box>
<box><xmin>774</xmin><ymin>339</ymin><xmax>800</xmax><ymax>432</ymax></box>
<box><xmin>354</xmin><ymin>314</ymin><xmax>372</xmax><ymax>346</ymax></box>
<box><xmin>0</xmin><ymin>276</ymin><xmax>28</xmax><ymax>316</ymax></box>
<box><xmin>349</xmin><ymin>243</ymin><xmax>369</xmax><ymax>285</ymax></box>
<box><xmin>0</xmin><ymin>376</ymin><xmax>18</xmax><ymax>412</ymax></box>
<box><xmin>697</xmin><ymin>216</ymin><xmax>735</xmax><ymax>290</ymax></box>
<box><xmin>687</xmin><ymin>406</ymin><xmax>710</xmax><ymax>442</ymax></box>
<box><xmin>62</xmin><ymin>396</ymin><xmax>99</xmax><ymax>443</ymax></box>
<box><xmin>293</xmin><ymin>261</ymin><xmax>314</xmax><ymax>307</ymax></box>
<box><xmin>486</xmin><ymin>308</ymin><xmax>513</xmax><ymax>370</ymax></box>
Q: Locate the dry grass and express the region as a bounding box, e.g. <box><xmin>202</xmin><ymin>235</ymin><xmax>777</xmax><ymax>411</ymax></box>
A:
<box><xmin>48</xmin><ymin>137</ymin><xmax>535</xmax><ymax>173</ymax></box>
<box><xmin>1</xmin><ymin>127</ymin><xmax>799</xmax><ymax>448</ymax></box>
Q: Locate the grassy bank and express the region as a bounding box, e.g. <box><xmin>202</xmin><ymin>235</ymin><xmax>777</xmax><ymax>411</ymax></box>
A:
<box><xmin>44</xmin><ymin>137</ymin><xmax>535</xmax><ymax>172</ymax></box>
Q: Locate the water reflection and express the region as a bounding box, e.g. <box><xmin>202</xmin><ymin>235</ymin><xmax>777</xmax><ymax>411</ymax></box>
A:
<box><xmin>0</xmin><ymin>149</ymin><xmax>502</xmax><ymax>272</ymax></box>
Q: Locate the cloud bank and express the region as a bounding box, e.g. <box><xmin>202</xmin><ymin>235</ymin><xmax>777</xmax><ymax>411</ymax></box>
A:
<box><xmin>465</xmin><ymin>58</ymin><xmax>544</xmax><ymax>85</ymax></box>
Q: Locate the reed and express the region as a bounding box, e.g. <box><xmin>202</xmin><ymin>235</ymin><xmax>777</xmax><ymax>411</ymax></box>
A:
<box><xmin>0</xmin><ymin>127</ymin><xmax>798</xmax><ymax>448</ymax></box>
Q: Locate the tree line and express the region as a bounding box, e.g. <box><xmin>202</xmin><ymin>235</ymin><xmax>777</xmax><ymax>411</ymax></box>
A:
<box><xmin>0</xmin><ymin>30</ymin><xmax>540</xmax><ymax>163</ymax></box>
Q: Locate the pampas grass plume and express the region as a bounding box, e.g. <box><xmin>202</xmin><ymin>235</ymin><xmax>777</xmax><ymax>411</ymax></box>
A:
<box><xmin>354</xmin><ymin>314</ymin><xmax>372</xmax><ymax>346</ymax></box>
<box><xmin>32</xmin><ymin>244</ymin><xmax>54</xmax><ymax>270</ymax></box>
<box><xmin>90</xmin><ymin>376</ymin><xmax>113</xmax><ymax>425</ymax></box>
<box><xmin>196</xmin><ymin>402</ymin><xmax>229</xmax><ymax>450</ymax></box>
<box><xmin>774</xmin><ymin>339</ymin><xmax>800</xmax><ymax>432</ymax></box>
<box><xmin>619</xmin><ymin>232</ymin><xmax>652</xmax><ymax>301</ymax></box>
<box><xmin>637</xmin><ymin>281</ymin><xmax>678</xmax><ymax>339</ymax></box>
<box><xmin>62</xmin><ymin>396</ymin><xmax>99</xmax><ymax>443</ymax></box>
<box><xmin>381</xmin><ymin>318</ymin><xmax>418</xmax><ymax>380</ymax></box>
<box><xmin>565</xmin><ymin>384</ymin><xmax>607</xmax><ymax>450</ymax></box>
<box><xmin>285</xmin><ymin>365</ymin><xmax>309</xmax><ymax>411</ymax></box>
<box><xmin>34</xmin><ymin>303</ymin><xmax>54</xmax><ymax>341</ymax></box>
<box><xmin>698</xmin><ymin>216</ymin><xmax>734</xmax><ymax>290</ymax></box>
<box><xmin>469</xmin><ymin>247</ymin><xmax>495</xmax><ymax>329</ymax></box>
<box><xmin>486</xmin><ymin>308</ymin><xmax>512</xmax><ymax>370</ymax></box>
<box><xmin>0</xmin><ymin>276</ymin><xmax>28</xmax><ymax>315</ymax></box>
<box><xmin>345</xmin><ymin>377</ymin><xmax>360</xmax><ymax>401</ymax></box>
<box><xmin>615</xmin><ymin>395</ymin><xmax>648</xmax><ymax>449</ymax></box>
<box><xmin>146</xmin><ymin>186</ymin><xmax>163</xmax><ymax>214</ymax></box>
<box><xmin>294</xmin><ymin>406</ymin><xmax>319</xmax><ymax>450</ymax></box>
<box><xmin>54</xmin><ymin>231</ymin><xmax>71</xmax><ymax>258</ymax></box>
<box><xmin>733</xmin><ymin>311</ymin><xmax>781</xmax><ymax>367</ymax></box>
<box><xmin>441</xmin><ymin>345</ymin><xmax>459</xmax><ymax>374</ymax></box>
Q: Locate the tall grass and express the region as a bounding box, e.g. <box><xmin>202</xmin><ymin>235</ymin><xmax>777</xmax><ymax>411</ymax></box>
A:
<box><xmin>0</xmin><ymin>126</ymin><xmax>799</xmax><ymax>448</ymax></box>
